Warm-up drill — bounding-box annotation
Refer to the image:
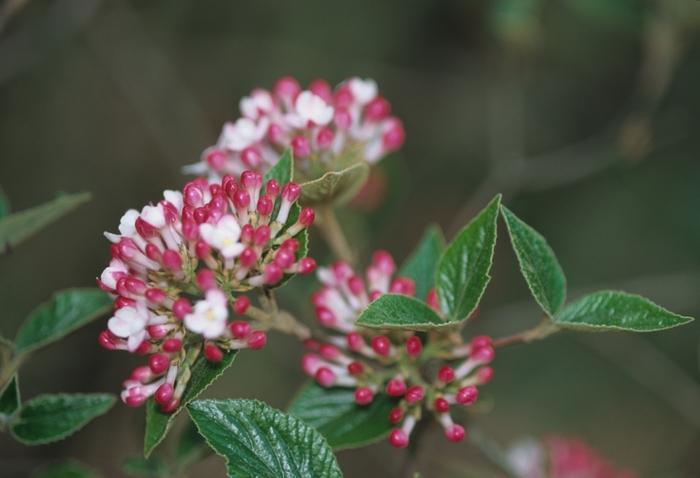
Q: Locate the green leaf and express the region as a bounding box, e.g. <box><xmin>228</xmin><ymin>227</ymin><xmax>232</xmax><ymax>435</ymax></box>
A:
<box><xmin>0</xmin><ymin>186</ymin><xmax>9</xmax><ymax>219</ymax></box>
<box><xmin>300</xmin><ymin>162</ymin><xmax>370</xmax><ymax>206</ymax></box>
<box><xmin>500</xmin><ymin>206</ymin><xmax>566</xmax><ymax>316</ymax></box>
<box><xmin>144</xmin><ymin>350</ymin><xmax>237</xmax><ymax>457</ymax></box>
<box><xmin>14</xmin><ymin>289</ymin><xmax>112</xmax><ymax>356</ymax></box>
<box><xmin>188</xmin><ymin>399</ymin><xmax>343</xmax><ymax>478</ymax></box>
<box><xmin>33</xmin><ymin>460</ymin><xmax>101</xmax><ymax>478</ymax></box>
<box><xmin>554</xmin><ymin>290</ymin><xmax>695</xmax><ymax>332</ymax></box>
<box><xmin>264</xmin><ymin>149</ymin><xmax>294</xmax><ymax>185</ymax></box>
<box><xmin>357</xmin><ymin>294</ymin><xmax>449</xmax><ymax>330</ymax></box>
<box><xmin>288</xmin><ymin>382</ymin><xmax>395</xmax><ymax>450</ymax></box>
<box><xmin>11</xmin><ymin>393</ymin><xmax>115</xmax><ymax>445</ymax></box>
<box><xmin>436</xmin><ymin>195</ymin><xmax>501</xmax><ymax>321</ymax></box>
<box><xmin>122</xmin><ymin>457</ymin><xmax>169</xmax><ymax>477</ymax></box>
<box><xmin>0</xmin><ymin>192</ymin><xmax>91</xmax><ymax>254</ymax></box>
<box><xmin>175</xmin><ymin>421</ymin><xmax>209</xmax><ymax>471</ymax></box>
<box><xmin>0</xmin><ymin>374</ymin><xmax>20</xmax><ymax>426</ymax></box>
<box><xmin>400</xmin><ymin>225</ymin><xmax>445</xmax><ymax>300</ymax></box>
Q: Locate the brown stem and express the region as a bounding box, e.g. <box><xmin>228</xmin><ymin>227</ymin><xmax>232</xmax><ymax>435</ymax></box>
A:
<box><xmin>492</xmin><ymin>319</ymin><xmax>560</xmax><ymax>348</ymax></box>
<box><xmin>316</xmin><ymin>205</ymin><xmax>355</xmax><ymax>264</ymax></box>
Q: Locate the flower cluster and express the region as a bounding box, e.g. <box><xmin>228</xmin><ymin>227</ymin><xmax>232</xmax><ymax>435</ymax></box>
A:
<box><xmin>187</xmin><ymin>76</ymin><xmax>405</xmax><ymax>178</ymax></box>
<box><xmin>301</xmin><ymin>251</ymin><xmax>495</xmax><ymax>447</ymax></box>
<box><xmin>97</xmin><ymin>171</ymin><xmax>316</xmax><ymax>412</ymax></box>
<box><xmin>508</xmin><ymin>437</ymin><xmax>637</xmax><ymax>478</ymax></box>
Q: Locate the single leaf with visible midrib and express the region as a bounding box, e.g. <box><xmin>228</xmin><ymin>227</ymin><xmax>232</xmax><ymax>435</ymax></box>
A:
<box><xmin>144</xmin><ymin>350</ymin><xmax>237</xmax><ymax>457</ymax></box>
<box><xmin>436</xmin><ymin>195</ymin><xmax>501</xmax><ymax>321</ymax></box>
<box><xmin>0</xmin><ymin>375</ymin><xmax>20</xmax><ymax>426</ymax></box>
<box><xmin>264</xmin><ymin>149</ymin><xmax>293</xmax><ymax>185</ymax></box>
<box><xmin>188</xmin><ymin>399</ymin><xmax>343</xmax><ymax>478</ymax></box>
<box><xmin>501</xmin><ymin>206</ymin><xmax>566</xmax><ymax>316</ymax></box>
<box><xmin>554</xmin><ymin>290</ymin><xmax>694</xmax><ymax>332</ymax></box>
<box><xmin>0</xmin><ymin>192</ymin><xmax>91</xmax><ymax>254</ymax></box>
<box><xmin>357</xmin><ymin>294</ymin><xmax>449</xmax><ymax>330</ymax></box>
<box><xmin>11</xmin><ymin>393</ymin><xmax>115</xmax><ymax>445</ymax></box>
<box><xmin>14</xmin><ymin>289</ymin><xmax>112</xmax><ymax>356</ymax></box>
<box><xmin>288</xmin><ymin>382</ymin><xmax>395</xmax><ymax>450</ymax></box>
<box><xmin>300</xmin><ymin>162</ymin><xmax>369</xmax><ymax>205</ymax></box>
<box><xmin>400</xmin><ymin>225</ymin><xmax>445</xmax><ymax>300</ymax></box>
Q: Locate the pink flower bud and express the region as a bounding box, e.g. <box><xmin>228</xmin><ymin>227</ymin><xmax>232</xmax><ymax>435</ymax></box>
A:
<box><xmin>427</xmin><ymin>288</ymin><xmax>440</xmax><ymax>311</ymax></box>
<box><xmin>160</xmin><ymin>397</ymin><xmax>180</xmax><ymax>413</ymax></box>
<box><xmin>233</xmin><ymin>296</ymin><xmax>251</xmax><ymax>315</ymax></box>
<box><xmin>263</xmin><ymin>263</ymin><xmax>283</xmax><ymax>284</ymax></box>
<box><xmin>149</xmin><ymin>353</ymin><xmax>170</xmax><ymax>374</ymax></box>
<box><xmin>162</xmin><ymin>250</ymin><xmax>182</xmax><ymax>272</ymax></box>
<box><xmin>316</xmin><ymin>127</ymin><xmax>334</xmax><ymax>149</ymax></box>
<box><xmin>247</xmin><ymin>330</ymin><xmax>267</xmax><ymax>350</ymax></box>
<box><xmin>347</xmin><ymin>276</ymin><xmax>365</xmax><ymax>296</ymax></box>
<box><xmin>438</xmin><ymin>366</ymin><xmax>455</xmax><ymax>384</ymax></box>
<box><xmin>386</xmin><ymin>378</ymin><xmax>407</xmax><ymax>397</ymax></box>
<box><xmin>315</xmin><ymin>306</ymin><xmax>336</xmax><ymax>327</ymax></box>
<box><xmin>371</xmin><ymin>336</ymin><xmax>391</xmax><ymax>356</ymax></box>
<box><xmin>470</xmin><ymin>335</ymin><xmax>492</xmax><ymax>351</ymax></box>
<box><xmin>291</xmin><ymin>135</ymin><xmax>310</xmax><ymax>158</ymax></box>
<box><xmin>204</xmin><ymin>342</ymin><xmax>223</xmax><ymax>362</ymax></box>
<box><xmin>241</xmin><ymin>224</ymin><xmax>255</xmax><ymax>243</ymax></box>
<box><xmin>145</xmin><ymin>288</ymin><xmax>166</xmax><ymax>304</ymax></box>
<box><xmin>477</xmin><ymin>366</ymin><xmax>494</xmax><ymax>384</ymax></box>
<box><xmin>147</xmin><ymin>325</ymin><xmax>168</xmax><ymax>339</ymax></box>
<box><xmin>389</xmin><ymin>429</ymin><xmax>409</xmax><ymax>448</ymax></box>
<box><xmin>390</xmin><ymin>277</ymin><xmax>416</xmax><ymax>296</ymax></box>
<box><xmin>444</xmin><ymin>424</ymin><xmax>465</xmax><ymax>443</ymax></box>
<box><xmin>257</xmin><ymin>195</ymin><xmax>274</xmax><ymax>216</ymax></box>
<box><xmin>281</xmin><ymin>183</ymin><xmax>302</xmax><ymax>203</ymax></box>
<box><xmin>372</xmin><ymin>250</ymin><xmax>395</xmax><ymax>274</ymax></box>
<box><xmin>319</xmin><ymin>343</ymin><xmax>340</xmax><ymax>360</ymax></box>
<box><xmin>155</xmin><ymin>383</ymin><xmax>174</xmax><ymax>405</ymax></box>
<box><xmin>266</xmin><ymin>180</ymin><xmax>280</xmax><ymax>197</ymax></box>
<box><xmin>405</xmin><ymin>336</ymin><xmax>422</xmax><ymax>358</ymax></box>
<box><xmin>273</xmin><ymin>76</ymin><xmax>301</xmax><ymax>101</ymax></box>
<box><xmin>233</xmin><ymin>190</ymin><xmax>251</xmax><ymax>210</ymax></box>
<box><xmin>172</xmin><ymin>298</ymin><xmax>192</xmax><ymax>319</ymax></box>
<box><xmin>434</xmin><ymin>397</ymin><xmax>450</xmax><ymax>413</ymax></box>
<box><xmin>354</xmin><ymin>387</ymin><xmax>374</xmax><ymax>405</ymax></box>
<box><xmin>183</xmin><ymin>182</ymin><xmax>204</xmax><ymax>207</ymax></box>
<box><xmin>334</xmin><ymin>108</ymin><xmax>352</xmax><ymax>129</ymax></box>
<box><xmin>298</xmin><ymin>257</ymin><xmax>317</xmax><ymax>274</ymax></box>
<box><xmin>472</xmin><ymin>344</ymin><xmax>495</xmax><ymax>363</ymax></box>
<box><xmin>274</xmin><ymin>248</ymin><xmax>295</xmax><ymax>269</ymax></box>
<box><xmin>455</xmin><ymin>386</ymin><xmax>479</xmax><ymax>405</ymax></box>
<box><xmin>365</xmin><ymin>96</ymin><xmax>391</xmax><ymax>121</ymax></box>
<box><xmin>346</xmin><ymin>332</ymin><xmax>364</xmax><ymax>351</ymax></box>
<box><xmin>347</xmin><ymin>361</ymin><xmax>364</xmax><ymax>376</ymax></box>
<box><xmin>309</xmin><ymin>78</ymin><xmax>333</xmax><ymax>103</ymax></box>
<box><xmin>405</xmin><ymin>385</ymin><xmax>424</xmax><ymax>404</ymax></box>
<box><xmin>241</xmin><ymin>147</ymin><xmax>262</xmax><ymax>168</ymax></box>
<box><xmin>196</xmin><ymin>269</ymin><xmax>217</xmax><ymax>291</ymax></box>
<box><xmin>230</xmin><ymin>320</ymin><xmax>251</xmax><ymax>339</ymax></box>
<box><xmin>315</xmin><ymin>366</ymin><xmax>336</xmax><ymax>387</ymax></box>
<box><xmin>388</xmin><ymin>407</ymin><xmax>404</xmax><ymax>424</ymax></box>
<box><xmin>239</xmin><ymin>247</ymin><xmax>258</xmax><ymax>268</ymax></box>
<box><xmin>382</xmin><ymin>118</ymin><xmax>405</xmax><ymax>151</ymax></box>
<box><xmin>255</xmin><ymin>225</ymin><xmax>271</xmax><ymax>246</ymax></box>
<box><xmin>162</xmin><ymin>338</ymin><xmax>182</xmax><ymax>353</ymax></box>
<box><xmin>206</xmin><ymin>149</ymin><xmax>226</xmax><ymax>171</ymax></box>
<box><xmin>98</xmin><ymin>330</ymin><xmax>116</xmax><ymax>349</ymax></box>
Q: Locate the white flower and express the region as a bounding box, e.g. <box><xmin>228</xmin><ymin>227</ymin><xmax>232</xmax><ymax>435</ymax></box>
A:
<box><xmin>163</xmin><ymin>190</ymin><xmax>183</xmax><ymax>211</ymax></box>
<box><xmin>141</xmin><ymin>204</ymin><xmax>166</xmax><ymax>228</ymax></box>
<box><xmin>349</xmin><ymin>77</ymin><xmax>377</xmax><ymax>105</ymax></box>
<box><xmin>295</xmin><ymin>91</ymin><xmax>334</xmax><ymax>126</ymax></box>
<box><xmin>184</xmin><ymin>289</ymin><xmax>229</xmax><ymax>339</ymax></box>
<box><xmin>118</xmin><ymin>209</ymin><xmax>140</xmax><ymax>236</ymax></box>
<box><xmin>108</xmin><ymin>304</ymin><xmax>150</xmax><ymax>352</ymax></box>
<box><xmin>240</xmin><ymin>89</ymin><xmax>274</xmax><ymax>119</ymax></box>
<box><xmin>218</xmin><ymin>118</ymin><xmax>268</xmax><ymax>151</ymax></box>
<box><xmin>100</xmin><ymin>259</ymin><xmax>128</xmax><ymax>290</ymax></box>
<box><xmin>199</xmin><ymin>215</ymin><xmax>245</xmax><ymax>258</ymax></box>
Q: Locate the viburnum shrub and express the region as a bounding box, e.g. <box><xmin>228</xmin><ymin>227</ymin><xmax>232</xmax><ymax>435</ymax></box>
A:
<box><xmin>0</xmin><ymin>76</ymin><xmax>694</xmax><ymax>477</ymax></box>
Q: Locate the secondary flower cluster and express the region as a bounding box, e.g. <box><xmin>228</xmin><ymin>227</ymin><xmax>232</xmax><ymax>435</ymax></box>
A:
<box><xmin>97</xmin><ymin>171</ymin><xmax>316</xmax><ymax>412</ymax></box>
<box><xmin>188</xmin><ymin>76</ymin><xmax>405</xmax><ymax>178</ymax></box>
<box><xmin>301</xmin><ymin>251</ymin><xmax>495</xmax><ymax>448</ymax></box>
<box><xmin>508</xmin><ymin>437</ymin><xmax>637</xmax><ymax>478</ymax></box>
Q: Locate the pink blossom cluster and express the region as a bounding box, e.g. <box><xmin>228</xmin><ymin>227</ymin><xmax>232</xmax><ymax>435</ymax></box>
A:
<box><xmin>509</xmin><ymin>437</ymin><xmax>637</xmax><ymax>478</ymax></box>
<box><xmin>188</xmin><ymin>76</ymin><xmax>405</xmax><ymax>178</ymax></box>
<box><xmin>301</xmin><ymin>251</ymin><xmax>495</xmax><ymax>448</ymax></box>
<box><xmin>97</xmin><ymin>171</ymin><xmax>316</xmax><ymax>412</ymax></box>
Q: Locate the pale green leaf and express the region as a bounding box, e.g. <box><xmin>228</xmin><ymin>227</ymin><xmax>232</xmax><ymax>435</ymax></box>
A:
<box><xmin>14</xmin><ymin>289</ymin><xmax>112</xmax><ymax>356</ymax></box>
<box><xmin>300</xmin><ymin>162</ymin><xmax>369</xmax><ymax>206</ymax></box>
<box><xmin>288</xmin><ymin>382</ymin><xmax>395</xmax><ymax>450</ymax></box>
<box><xmin>11</xmin><ymin>393</ymin><xmax>115</xmax><ymax>445</ymax></box>
<box><xmin>501</xmin><ymin>206</ymin><xmax>566</xmax><ymax>316</ymax></box>
<box><xmin>188</xmin><ymin>399</ymin><xmax>343</xmax><ymax>478</ymax></box>
<box><xmin>554</xmin><ymin>290</ymin><xmax>694</xmax><ymax>332</ymax></box>
<box><xmin>357</xmin><ymin>294</ymin><xmax>449</xmax><ymax>330</ymax></box>
<box><xmin>436</xmin><ymin>195</ymin><xmax>501</xmax><ymax>321</ymax></box>
<box><xmin>264</xmin><ymin>149</ymin><xmax>294</xmax><ymax>185</ymax></box>
<box><xmin>0</xmin><ymin>192</ymin><xmax>90</xmax><ymax>254</ymax></box>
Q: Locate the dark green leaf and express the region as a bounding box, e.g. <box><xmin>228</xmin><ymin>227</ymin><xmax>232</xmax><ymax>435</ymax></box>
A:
<box><xmin>356</xmin><ymin>294</ymin><xmax>449</xmax><ymax>330</ymax></box>
<box><xmin>264</xmin><ymin>149</ymin><xmax>294</xmax><ymax>185</ymax></box>
<box><xmin>175</xmin><ymin>421</ymin><xmax>209</xmax><ymax>471</ymax></box>
<box><xmin>14</xmin><ymin>289</ymin><xmax>112</xmax><ymax>356</ymax></box>
<box><xmin>144</xmin><ymin>350</ymin><xmax>237</xmax><ymax>457</ymax></box>
<box><xmin>11</xmin><ymin>393</ymin><xmax>115</xmax><ymax>445</ymax></box>
<box><xmin>188</xmin><ymin>399</ymin><xmax>343</xmax><ymax>478</ymax></box>
<box><xmin>400</xmin><ymin>225</ymin><xmax>445</xmax><ymax>300</ymax></box>
<box><xmin>0</xmin><ymin>186</ymin><xmax>9</xmax><ymax>219</ymax></box>
<box><xmin>0</xmin><ymin>192</ymin><xmax>91</xmax><ymax>254</ymax></box>
<box><xmin>33</xmin><ymin>460</ymin><xmax>100</xmax><ymax>478</ymax></box>
<box><xmin>122</xmin><ymin>457</ymin><xmax>169</xmax><ymax>477</ymax></box>
<box><xmin>501</xmin><ymin>206</ymin><xmax>566</xmax><ymax>316</ymax></box>
<box><xmin>300</xmin><ymin>162</ymin><xmax>369</xmax><ymax>205</ymax></box>
<box><xmin>288</xmin><ymin>382</ymin><xmax>395</xmax><ymax>450</ymax></box>
<box><xmin>554</xmin><ymin>290</ymin><xmax>694</xmax><ymax>332</ymax></box>
<box><xmin>436</xmin><ymin>195</ymin><xmax>501</xmax><ymax>321</ymax></box>
<box><xmin>0</xmin><ymin>375</ymin><xmax>20</xmax><ymax>426</ymax></box>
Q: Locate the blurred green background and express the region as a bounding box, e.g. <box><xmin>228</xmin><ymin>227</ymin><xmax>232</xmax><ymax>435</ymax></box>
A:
<box><xmin>1</xmin><ymin>0</ymin><xmax>700</xmax><ymax>476</ymax></box>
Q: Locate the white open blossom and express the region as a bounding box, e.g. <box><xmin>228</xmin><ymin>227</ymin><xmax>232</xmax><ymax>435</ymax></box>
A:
<box><xmin>199</xmin><ymin>215</ymin><xmax>245</xmax><ymax>258</ymax></box>
<box><xmin>349</xmin><ymin>77</ymin><xmax>378</xmax><ymax>104</ymax></box>
<box><xmin>184</xmin><ymin>289</ymin><xmax>229</xmax><ymax>339</ymax></box>
<box><xmin>108</xmin><ymin>303</ymin><xmax>150</xmax><ymax>352</ymax></box>
<box><xmin>295</xmin><ymin>91</ymin><xmax>334</xmax><ymax>126</ymax></box>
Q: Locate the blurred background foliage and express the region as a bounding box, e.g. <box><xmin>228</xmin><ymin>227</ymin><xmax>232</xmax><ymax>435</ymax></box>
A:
<box><xmin>1</xmin><ymin>0</ymin><xmax>700</xmax><ymax>476</ymax></box>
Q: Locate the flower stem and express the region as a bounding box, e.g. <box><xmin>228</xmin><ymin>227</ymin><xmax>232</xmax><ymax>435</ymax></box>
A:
<box><xmin>317</xmin><ymin>205</ymin><xmax>355</xmax><ymax>264</ymax></box>
<box><xmin>492</xmin><ymin>319</ymin><xmax>560</xmax><ymax>348</ymax></box>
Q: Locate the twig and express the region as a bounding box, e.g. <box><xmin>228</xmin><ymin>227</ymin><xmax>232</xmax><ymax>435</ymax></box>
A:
<box><xmin>492</xmin><ymin>319</ymin><xmax>560</xmax><ymax>349</ymax></box>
